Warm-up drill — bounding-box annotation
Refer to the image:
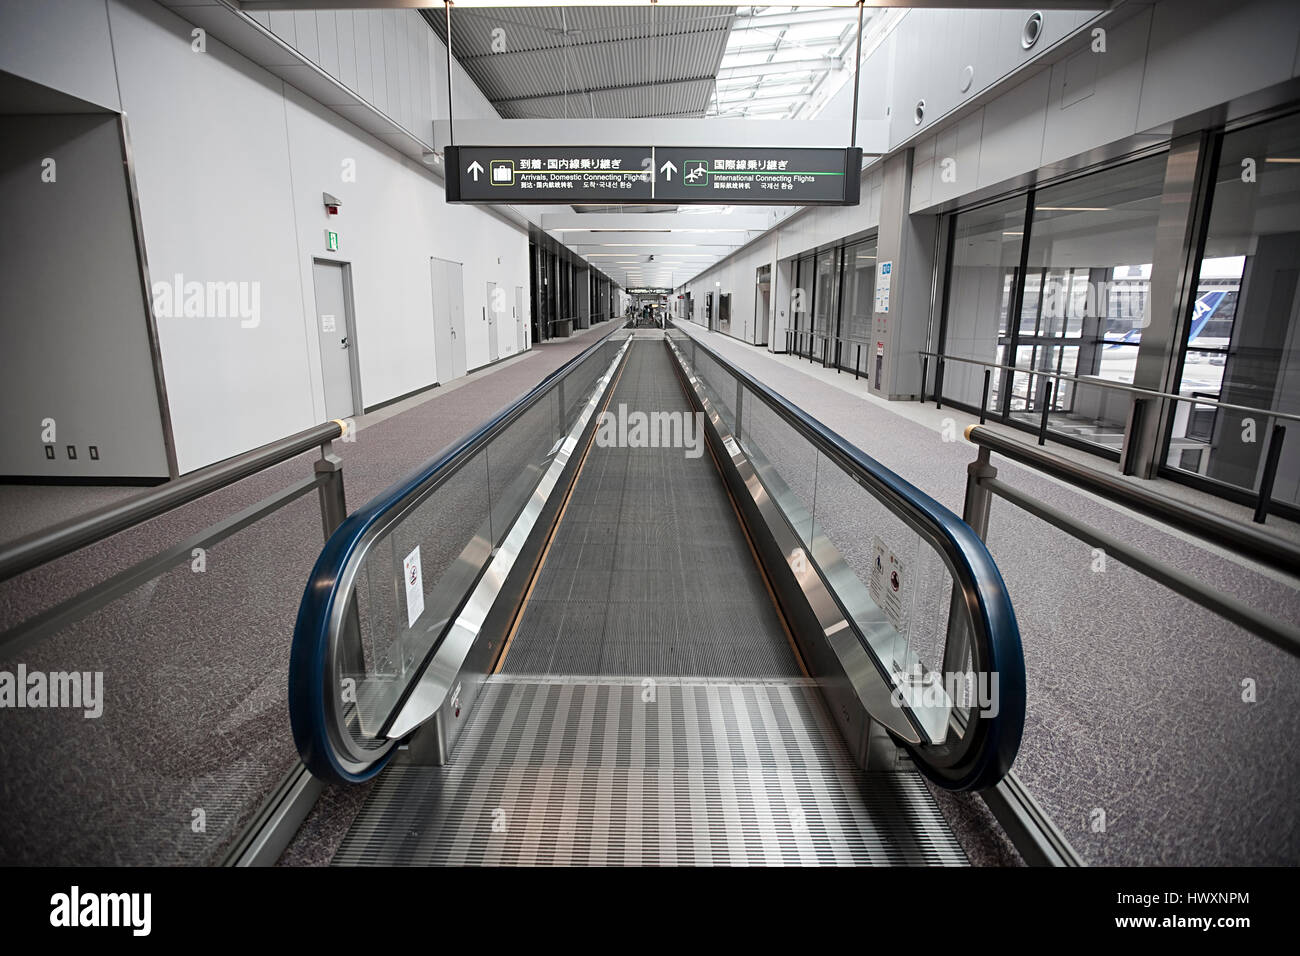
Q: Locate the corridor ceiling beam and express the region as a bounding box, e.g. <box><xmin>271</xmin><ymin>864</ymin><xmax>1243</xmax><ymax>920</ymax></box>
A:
<box><xmin>434</xmin><ymin>118</ymin><xmax>884</xmax><ymax>151</ymax></box>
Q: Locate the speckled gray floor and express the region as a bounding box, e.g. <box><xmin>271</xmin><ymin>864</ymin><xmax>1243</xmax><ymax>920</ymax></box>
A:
<box><xmin>0</xmin><ymin>322</ymin><xmax>623</xmax><ymax>866</ymax></box>
<box><xmin>13</xmin><ymin>313</ymin><xmax>1289</xmax><ymax>867</ymax></box>
<box><xmin>676</xmin><ymin>320</ymin><xmax>1300</xmax><ymax>866</ymax></box>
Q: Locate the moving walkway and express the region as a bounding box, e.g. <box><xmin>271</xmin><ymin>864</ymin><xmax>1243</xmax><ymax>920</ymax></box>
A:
<box><xmin>289</xmin><ymin>326</ymin><xmax>1027</xmax><ymax>865</ymax></box>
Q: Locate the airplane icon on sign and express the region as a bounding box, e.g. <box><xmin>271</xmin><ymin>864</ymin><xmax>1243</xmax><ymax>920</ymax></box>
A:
<box><xmin>683</xmin><ymin>160</ymin><xmax>707</xmax><ymax>184</ymax></box>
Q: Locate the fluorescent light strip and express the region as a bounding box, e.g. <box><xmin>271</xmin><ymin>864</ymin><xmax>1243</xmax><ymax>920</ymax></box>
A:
<box><xmin>1036</xmin><ymin>206</ymin><xmax>1109</xmax><ymax>212</ymax></box>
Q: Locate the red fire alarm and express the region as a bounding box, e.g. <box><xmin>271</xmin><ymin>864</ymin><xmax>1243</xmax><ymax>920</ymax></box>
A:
<box><xmin>322</xmin><ymin>191</ymin><xmax>341</xmax><ymax>216</ymax></box>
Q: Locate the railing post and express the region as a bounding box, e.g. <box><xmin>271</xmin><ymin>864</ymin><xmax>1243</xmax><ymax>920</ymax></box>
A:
<box><xmin>314</xmin><ymin>440</ymin><xmax>348</xmax><ymax>540</ymax></box>
<box><xmin>1037</xmin><ymin>375</ymin><xmax>1054</xmax><ymax>446</ymax></box>
<box><xmin>1120</xmin><ymin>396</ymin><xmax>1146</xmax><ymax>476</ymax></box>
<box><xmin>315</xmin><ymin>440</ymin><xmax>364</xmax><ymax>675</ymax></box>
<box><xmin>935</xmin><ymin>356</ymin><xmax>945</xmax><ymax>410</ymax></box>
<box><xmin>980</xmin><ymin>368</ymin><xmax>991</xmax><ymax>425</ymax></box>
<box><xmin>920</xmin><ymin>355</ymin><xmax>929</xmax><ymax>405</ymax></box>
<box><xmin>943</xmin><ymin>445</ymin><xmax>999</xmax><ymax>676</ymax></box>
<box><xmin>1254</xmin><ymin>424</ymin><xmax>1287</xmax><ymax>525</ymax></box>
<box><xmin>855</xmin><ymin>344</ymin><xmax>861</xmax><ymax>380</ymax></box>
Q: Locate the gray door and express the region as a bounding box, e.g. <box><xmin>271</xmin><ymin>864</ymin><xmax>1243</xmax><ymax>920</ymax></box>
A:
<box><xmin>515</xmin><ymin>285</ymin><xmax>526</xmax><ymax>352</ymax></box>
<box><xmin>485</xmin><ymin>281</ymin><xmax>500</xmax><ymax>362</ymax></box>
<box><xmin>312</xmin><ymin>260</ymin><xmax>358</xmax><ymax>419</ymax></box>
<box><xmin>431</xmin><ymin>257</ymin><xmax>467</xmax><ymax>381</ymax></box>
<box><xmin>755</xmin><ymin>267</ymin><xmax>771</xmax><ymax>344</ymax></box>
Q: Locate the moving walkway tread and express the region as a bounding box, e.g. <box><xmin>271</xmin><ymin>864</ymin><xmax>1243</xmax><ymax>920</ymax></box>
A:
<box><xmin>500</xmin><ymin>342</ymin><xmax>799</xmax><ymax>678</ymax></box>
<box><xmin>330</xmin><ymin>340</ymin><xmax>968</xmax><ymax>866</ymax></box>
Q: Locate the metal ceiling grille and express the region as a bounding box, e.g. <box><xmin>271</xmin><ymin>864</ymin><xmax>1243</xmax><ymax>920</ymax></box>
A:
<box><xmin>423</xmin><ymin>5</ymin><xmax>737</xmax><ymax>119</ymax></box>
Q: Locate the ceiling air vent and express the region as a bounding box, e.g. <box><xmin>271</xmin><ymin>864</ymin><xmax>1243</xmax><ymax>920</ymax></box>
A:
<box><xmin>1022</xmin><ymin>12</ymin><xmax>1044</xmax><ymax>50</ymax></box>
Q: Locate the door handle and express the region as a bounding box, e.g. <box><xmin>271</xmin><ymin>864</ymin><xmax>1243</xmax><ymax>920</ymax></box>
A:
<box><xmin>341</xmin><ymin>336</ymin><xmax>350</xmax><ymax>349</ymax></box>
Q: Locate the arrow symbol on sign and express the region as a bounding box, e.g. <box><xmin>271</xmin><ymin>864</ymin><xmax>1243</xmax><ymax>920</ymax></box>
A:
<box><xmin>659</xmin><ymin>160</ymin><xmax>677</xmax><ymax>181</ymax></box>
<box><xmin>468</xmin><ymin>161</ymin><xmax>485</xmax><ymax>181</ymax></box>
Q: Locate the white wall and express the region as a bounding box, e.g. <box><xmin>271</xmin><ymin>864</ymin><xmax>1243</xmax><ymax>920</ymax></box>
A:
<box><xmin>0</xmin><ymin>0</ymin><xmax>121</xmax><ymax>111</ymax></box>
<box><xmin>909</xmin><ymin>0</ymin><xmax>1300</xmax><ymax>211</ymax></box>
<box><xmin>0</xmin><ymin>114</ymin><xmax>170</xmax><ymax>478</ymax></box>
<box><xmin>96</xmin><ymin>0</ymin><xmax>530</xmax><ymax>473</ymax></box>
<box><xmin>680</xmin><ymin>235</ymin><xmax>778</xmax><ymax>346</ymax></box>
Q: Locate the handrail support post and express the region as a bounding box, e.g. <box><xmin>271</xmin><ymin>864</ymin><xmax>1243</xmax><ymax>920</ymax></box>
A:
<box><xmin>942</xmin><ymin>447</ymin><xmax>999</xmax><ymax>675</ymax></box>
<box><xmin>314</xmin><ymin>441</ymin><xmax>364</xmax><ymax>676</ymax></box>
<box><xmin>1254</xmin><ymin>424</ymin><xmax>1287</xmax><ymax>524</ymax></box>
<box><xmin>314</xmin><ymin>441</ymin><xmax>348</xmax><ymax>541</ymax></box>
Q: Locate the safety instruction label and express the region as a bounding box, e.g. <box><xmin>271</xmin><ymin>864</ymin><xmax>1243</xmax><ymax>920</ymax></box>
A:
<box><xmin>403</xmin><ymin>545</ymin><xmax>424</xmax><ymax>630</ymax></box>
<box><xmin>868</xmin><ymin>536</ymin><xmax>907</xmax><ymax>635</ymax></box>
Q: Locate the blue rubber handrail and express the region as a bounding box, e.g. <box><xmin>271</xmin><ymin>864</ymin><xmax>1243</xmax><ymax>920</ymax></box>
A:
<box><xmin>677</xmin><ymin>329</ymin><xmax>1025</xmax><ymax>790</ymax></box>
<box><xmin>290</xmin><ymin>332</ymin><xmax>620</xmax><ymax>784</ymax></box>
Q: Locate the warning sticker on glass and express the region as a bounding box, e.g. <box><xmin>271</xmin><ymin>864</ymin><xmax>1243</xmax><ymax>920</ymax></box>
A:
<box><xmin>402</xmin><ymin>545</ymin><xmax>424</xmax><ymax>630</ymax></box>
<box><xmin>868</xmin><ymin>536</ymin><xmax>907</xmax><ymax>635</ymax></box>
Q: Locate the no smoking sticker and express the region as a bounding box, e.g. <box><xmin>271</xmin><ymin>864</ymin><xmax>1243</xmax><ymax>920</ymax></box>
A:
<box><xmin>869</xmin><ymin>536</ymin><xmax>908</xmax><ymax>635</ymax></box>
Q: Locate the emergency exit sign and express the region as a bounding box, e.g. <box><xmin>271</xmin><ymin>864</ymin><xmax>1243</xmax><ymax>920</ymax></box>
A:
<box><xmin>325</xmin><ymin>230</ymin><xmax>339</xmax><ymax>252</ymax></box>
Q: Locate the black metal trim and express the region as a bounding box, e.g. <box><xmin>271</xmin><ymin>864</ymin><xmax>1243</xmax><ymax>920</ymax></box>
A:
<box><xmin>982</xmin><ymin>772</ymin><xmax>1084</xmax><ymax>867</ymax></box>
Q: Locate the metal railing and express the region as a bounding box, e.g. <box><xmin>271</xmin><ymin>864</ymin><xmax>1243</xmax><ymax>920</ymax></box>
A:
<box><xmin>783</xmin><ymin>327</ymin><xmax>872</xmax><ymax>380</ymax></box>
<box><xmin>919</xmin><ymin>349</ymin><xmax>1294</xmax><ymax>524</ymax></box>
<box><xmin>670</xmin><ymin>324</ymin><xmax>1077</xmax><ymax>864</ymax></box>
<box><xmin>961</xmin><ymin>425</ymin><xmax>1300</xmax><ymax>658</ymax></box>
<box><xmin>289</xmin><ymin>333</ymin><xmax>626</xmax><ymax>785</ymax></box>
<box><xmin>671</xmin><ymin>324</ymin><xmax>1027</xmax><ymax>792</ymax></box>
<box><xmin>0</xmin><ymin>419</ymin><xmax>351</xmax><ymax>866</ymax></box>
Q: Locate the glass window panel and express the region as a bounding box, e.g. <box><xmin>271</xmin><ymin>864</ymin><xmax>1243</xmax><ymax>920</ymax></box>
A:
<box><xmin>939</xmin><ymin>195</ymin><xmax>1027</xmax><ymax>411</ymax></box>
<box><xmin>840</xmin><ymin>237</ymin><xmax>877</xmax><ymax>346</ymax></box>
<box><xmin>814</xmin><ymin>249</ymin><xmax>838</xmax><ymax>334</ymax></box>
<box><xmin>1167</xmin><ymin>111</ymin><xmax>1300</xmax><ymax>506</ymax></box>
<box><xmin>1006</xmin><ymin>154</ymin><xmax>1165</xmax><ymax>444</ymax></box>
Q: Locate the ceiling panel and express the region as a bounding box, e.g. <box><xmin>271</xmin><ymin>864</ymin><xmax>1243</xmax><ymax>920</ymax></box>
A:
<box><xmin>423</xmin><ymin>4</ymin><xmax>735</xmax><ymax>119</ymax></box>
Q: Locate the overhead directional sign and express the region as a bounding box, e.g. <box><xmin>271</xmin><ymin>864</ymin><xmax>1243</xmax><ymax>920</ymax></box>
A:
<box><xmin>445</xmin><ymin>146</ymin><xmax>653</xmax><ymax>203</ymax></box>
<box><xmin>654</xmin><ymin>147</ymin><xmax>861</xmax><ymax>205</ymax></box>
<box><xmin>445</xmin><ymin>145</ymin><xmax>861</xmax><ymax>206</ymax></box>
